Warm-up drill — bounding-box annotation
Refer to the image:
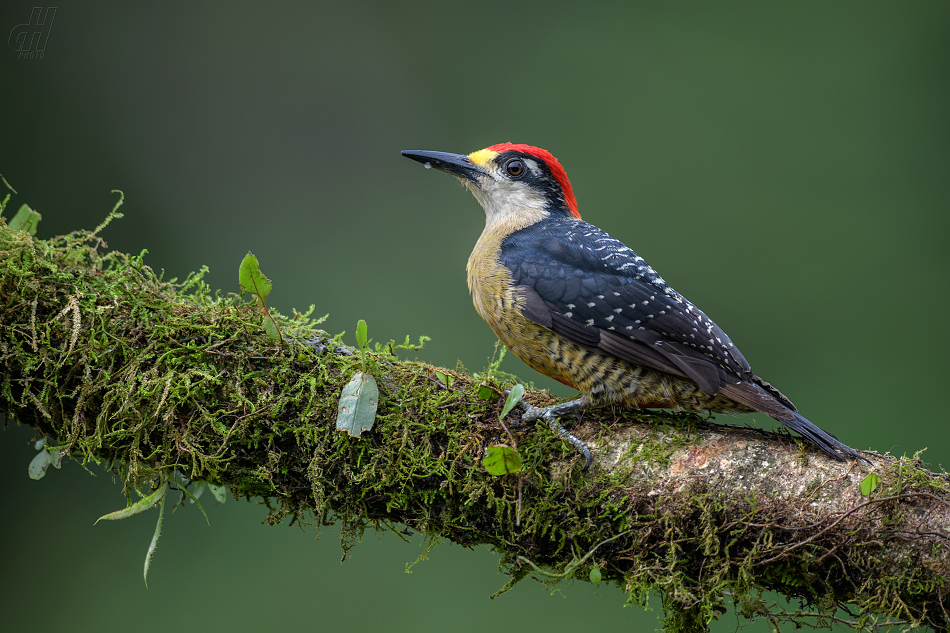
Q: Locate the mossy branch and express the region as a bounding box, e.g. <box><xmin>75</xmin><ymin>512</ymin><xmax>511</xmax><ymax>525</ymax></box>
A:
<box><xmin>2</xmin><ymin>218</ymin><xmax>950</xmax><ymax>633</ymax></box>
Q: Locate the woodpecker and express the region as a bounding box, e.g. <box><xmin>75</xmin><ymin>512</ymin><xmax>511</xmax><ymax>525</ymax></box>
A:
<box><xmin>402</xmin><ymin>143</ymin><xmax>865</xmax><ymax>468</ymax></box>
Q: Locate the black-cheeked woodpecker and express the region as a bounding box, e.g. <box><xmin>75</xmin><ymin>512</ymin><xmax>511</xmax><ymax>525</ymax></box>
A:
<box><xmin>402</xmin><ymin>143</ymin><xmax>865</xmax><ymax>469</ymax></box>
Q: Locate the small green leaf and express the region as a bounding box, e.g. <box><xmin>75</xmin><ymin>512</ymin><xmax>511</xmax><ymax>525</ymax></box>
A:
<box><xmin>499</xmin><ymin>384</ymin><xmax>525</xmax><ymax>420</ymax></box>
<box><xmin>9</xmin><ymin>204</ymin><xmax>41</xmax><ymax>235</ymax></box>
<box><xmin>28</xmin><ymin>450</ymin><xmax>52</xmax><ymax>480</ymax></box>
<box><xmin>27</xmin><ymin>440</ymin><xmax>59</xmax><ymax>479</ymax></box>
<box><xmin>144</xmin><ymin>497</ymin><xmax>165</xmax><ymax>587</ymax></box>
<box><xmin>434</xmin><ymin>370</ymin><xmax>453</xmax><ymax>386</ymax></box>
<box><xmin>336</xmin><ymin>371</ymin><xmax>380</xmax><ymax>437</ymax></box>
<box><xmin>356</xmin><ymin>319</ymin><xmax>368</xmax><ymax>350</ymax></box>
<box><xmin>207</xmin><ymin>483</ymin><xmax>227</xmax><ymax>504</ymax></box>
<box><xmin>177</xmin><ymin>482</ymin><xmax>210</xmax><ymax>527</ymax></box>
<box><xmin>589</xmin><ymin>566</ymin><xmax>602</xmax><ymax>585</ymax></box>
<box><xmin>238</xmin><ymin>252</ymin><xmax>272</xmax><ymax>305</ymax></box>
<box><xmin>95</xmin><ymin>483</ymin><xmax>168</xmax><ymax>524</ymax></box>
<box><xmin>190</xmin><ymin>481</ymin><xmax>207</xmax><ymax>500</ymax></box>
<box><xmin>263</xmin><ymin>314</ymin><xmax>281</xmax><ymax>341</ymax></box>
<box><xmin>476</xmin><ymin>384</ymin><xmax>499</xmax><ymax>401</ymax></box>
<box><xmin>238</xmin><ymin>252</ymin><xmax>282</xmax><ymax>342</ymax></box>
<box><xmin>483</xmin><ymin>444</ymin><xmax>522</xmax><ymax>475</ymax></box>
<box><xmin>861</xmin><ymin>472</ymin><xmax>881</xmax><ymax>496</ymax></box>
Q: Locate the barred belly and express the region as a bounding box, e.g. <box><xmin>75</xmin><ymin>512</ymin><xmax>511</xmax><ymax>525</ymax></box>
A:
<box><xmin>488</xmin><ymin>296</ymin><xmax>751</xmax><ymax>415</ymax></box>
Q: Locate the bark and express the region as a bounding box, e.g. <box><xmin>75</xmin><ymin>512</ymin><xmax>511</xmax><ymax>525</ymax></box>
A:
<box><xmin>1</xmin><ymin>214</ymin><xmax>948</xmax><ymax>632</ymax></box>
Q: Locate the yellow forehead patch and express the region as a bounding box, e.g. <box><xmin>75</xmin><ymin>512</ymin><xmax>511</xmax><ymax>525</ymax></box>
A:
<box><xmin>467</xmin><ymin>148</ymin><xmax>498</xmax><ymax>168</ymax></box>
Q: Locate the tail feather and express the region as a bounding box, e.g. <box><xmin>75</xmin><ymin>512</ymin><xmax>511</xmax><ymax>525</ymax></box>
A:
<box><xmin>781</xmin><ymin>411</ymin><xmax>867</xmax><ymax>462</ymax></box>
<box><xmin>722</xmin><ymin>380</ymin><xmax>867</xmax><ymax>462</ymax></box>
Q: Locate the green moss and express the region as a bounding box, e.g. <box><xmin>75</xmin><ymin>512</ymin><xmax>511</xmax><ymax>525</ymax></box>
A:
<box><xmin>2</xmin><ymin>210</ymin><xmax>949</xmax><ymax>633</ymax></box>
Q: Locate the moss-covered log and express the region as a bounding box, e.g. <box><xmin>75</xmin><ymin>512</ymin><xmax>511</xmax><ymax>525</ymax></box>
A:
<box><xmin>2</xmin><ymin>209</ymin><xmax>949</xmax><ymax>632</ymax></box>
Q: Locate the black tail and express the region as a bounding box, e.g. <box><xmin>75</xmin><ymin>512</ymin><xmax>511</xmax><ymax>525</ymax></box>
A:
<box><xmin>781</xmin><ymin>410</ymin><xmax>868</xmax><ymax>463</ymax></box>
<box><xmin>721</xmin><ymin>380</ymin><xmax>867</xmax><ymax>462</ymax></box>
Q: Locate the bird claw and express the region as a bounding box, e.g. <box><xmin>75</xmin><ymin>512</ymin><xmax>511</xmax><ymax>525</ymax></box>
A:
<box><xmin>518</xmin><ymin>398</ymin><xmax>593</xmax><ymax>470</ymax></box>
<box><xmin>520</xmin><ymin>402</ymin><xmax>543</xmax><ymax>422</ymax></box>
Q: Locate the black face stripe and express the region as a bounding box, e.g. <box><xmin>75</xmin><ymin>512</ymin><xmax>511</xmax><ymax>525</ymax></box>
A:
<box><xmin>493</xmin><ymin>151</ymin><xmax>573</xmax><ymax>217</ymax></box>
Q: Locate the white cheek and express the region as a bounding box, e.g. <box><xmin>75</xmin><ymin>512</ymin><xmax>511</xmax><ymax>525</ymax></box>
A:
<box><xmin>473</xmin><ymin>179</ymin><xmax>547</xmax><ymax>222</ymax></box>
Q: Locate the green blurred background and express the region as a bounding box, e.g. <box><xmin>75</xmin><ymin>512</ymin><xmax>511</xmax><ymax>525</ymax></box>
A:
<box><xmin>2</xmin><ymin>2</ymin><xmax>948</xmax><ymax>631</ymax></box>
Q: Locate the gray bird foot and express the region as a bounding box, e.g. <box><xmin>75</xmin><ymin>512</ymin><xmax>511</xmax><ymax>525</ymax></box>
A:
<box><xmin>520</xmin><ymin>395</ymin><xmax>593</xmax><ymax>470</ymax></box>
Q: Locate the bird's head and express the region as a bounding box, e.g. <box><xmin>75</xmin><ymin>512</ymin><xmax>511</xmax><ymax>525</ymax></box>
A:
<box><xmin>402</xmin><ymin>143</ymin><xmax>580</xmax><ymax>228</ymax></box>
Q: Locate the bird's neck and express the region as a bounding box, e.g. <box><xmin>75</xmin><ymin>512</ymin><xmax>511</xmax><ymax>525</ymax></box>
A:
<box><xmin>467</xmin><ymin>210</ymin><xmax>542</xmax><ymax>289</ymax></box>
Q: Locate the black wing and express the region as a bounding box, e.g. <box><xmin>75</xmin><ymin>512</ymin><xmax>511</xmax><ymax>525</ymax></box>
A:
<box><xmin>502</xmin><ymin>218</ymin><xmax>752</xmax><ymax>395</ymax></box>
<box><xmin>500</xmin><ymin>218</ymin><xmax>874</xmax><ymax>462</ymax></box>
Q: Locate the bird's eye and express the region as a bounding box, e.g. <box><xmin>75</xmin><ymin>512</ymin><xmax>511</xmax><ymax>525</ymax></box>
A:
<box><xmin>505</xmin><ymin>159</ymin><xmax>525</xmax><ymax>179</ymax></box>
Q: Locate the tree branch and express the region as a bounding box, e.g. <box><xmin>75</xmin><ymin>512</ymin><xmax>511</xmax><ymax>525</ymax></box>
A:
<box><xmin>2</xmin><ymin>216</ymin><xmax>948</xmax><ymax>632</ymax></box>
